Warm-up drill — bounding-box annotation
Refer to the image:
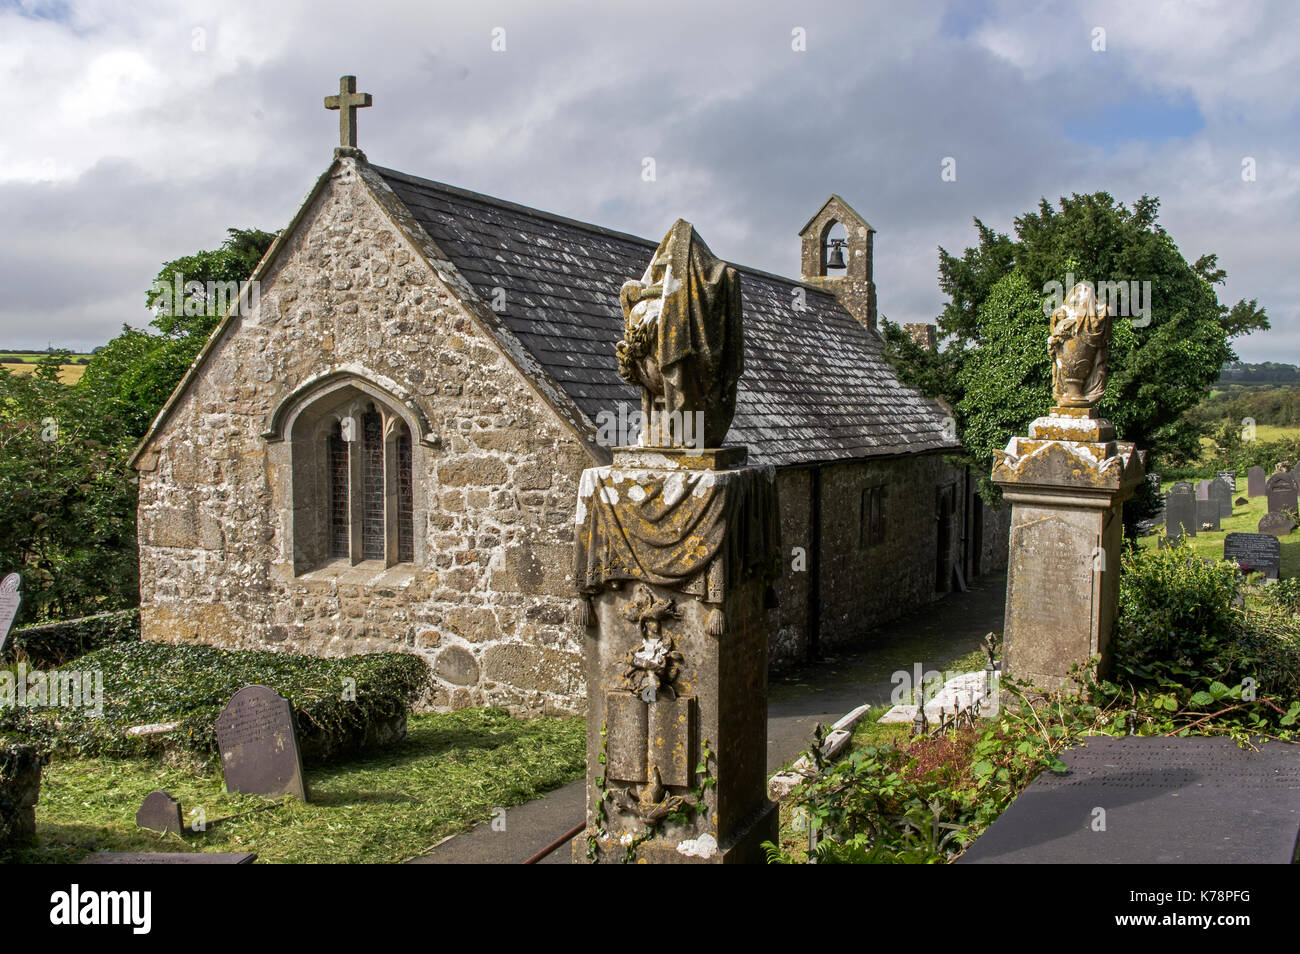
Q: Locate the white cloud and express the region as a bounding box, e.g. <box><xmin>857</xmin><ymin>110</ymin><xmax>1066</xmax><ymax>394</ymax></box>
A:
<box><xmin>0</xmin><ymin>0</ymin><xmax>1295</xmax><ymax>362</ymax></box>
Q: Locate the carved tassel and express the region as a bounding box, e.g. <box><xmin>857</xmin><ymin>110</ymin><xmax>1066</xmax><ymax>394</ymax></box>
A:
<box><xmin>705</xmin><ymin>607</ymin><xmax>725</xmax><ymax>637</ymax></box>
<box><xmin>576</xmin><ymin>596</ymin><xmax>595</xmax><ymax>630</ymax></box>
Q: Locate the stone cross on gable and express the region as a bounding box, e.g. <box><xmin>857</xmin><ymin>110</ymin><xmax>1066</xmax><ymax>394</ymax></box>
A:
<box><xmin>324</xmin><ymin>75</ymin><xmax>372</xmax><ymax>149</ymax></box>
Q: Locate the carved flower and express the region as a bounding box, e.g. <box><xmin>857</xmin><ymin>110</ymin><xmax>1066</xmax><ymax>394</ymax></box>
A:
<box><xmin>633</xmin><ymin>636</ymin><xmax>670</xmax><ymax>672</ymax></box>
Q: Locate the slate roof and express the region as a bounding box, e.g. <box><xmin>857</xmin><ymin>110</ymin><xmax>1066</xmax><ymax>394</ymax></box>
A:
<box><xmin>376</xmin><ymin>166</ymin><xmax>957</xmax><ymax>467</ymax></box>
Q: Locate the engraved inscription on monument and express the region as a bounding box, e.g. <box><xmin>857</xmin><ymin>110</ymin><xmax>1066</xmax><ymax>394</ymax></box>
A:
<box><xmin>215</xmin><ymin>685</ymin><xmax>308</xmax><ymax>801</ymax></box>
<box><xmin>1223</xmin><ymin>532</ymin><xmax>1281</xmax><ymax>580</ymax></box>
<box><xmin>1005</xmin><ymin>516</ymin><xmax>1095</xmax><ymax>679</ymax></box>
<box><xmin>0</xmin><ymin>573</ymin><xmax>21</xmax><ymax>654</ymax></box>
<box><xmin>960</xmin><ymin>737</ymin><xmax>1300</xmax><ymax>864</ymax></box>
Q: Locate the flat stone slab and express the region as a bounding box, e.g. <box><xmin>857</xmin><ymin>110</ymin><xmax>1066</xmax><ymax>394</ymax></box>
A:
<box><xmin>79</xmin><ymin>852</ymin><xmax>256</xmax><ymax>864</ymax></box>
<box><xmin>878</xmin><ymin>669</ymin><xmax>995</xmax><ymax>724</ymax></box>
<box><xmin>959</xmin><ymin>737</ymin><xmax>1300</xmax><ymax>864</ymax></box>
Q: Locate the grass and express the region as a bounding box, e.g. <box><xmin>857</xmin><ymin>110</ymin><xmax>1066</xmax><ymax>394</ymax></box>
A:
<box><xmin>1141</xmin><ymin>474</ymin><xmax>1300</xmax><ymax>578</ymax></box>
<box><xmin>1253</xmin><ymin>423</ymin><xmax>1300</xmax><ymax>442</ymax></box>
<box><xmin>0</xmin><ymin>362</ymin><xmax>85</xmax><ymax>384</ymax></box>
<box><xmin>773</xmin><ymin>641</ymin><xmax>998</xmax><ymax>861</ymax></box>
<box><xmin>10</xmin><ymin>707</ymin><xmax>585</xmax><ymax>864</ymax></box>
<box><xmin>1197</xmin><ymin>422</ymin><xmax>1300</xmax><ymax>456</ymax></box>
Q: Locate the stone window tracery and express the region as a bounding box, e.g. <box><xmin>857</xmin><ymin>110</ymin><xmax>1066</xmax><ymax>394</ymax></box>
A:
<box><xmin>281</xmin><ymin>379</ymin><xmax>422</xmax><ymax>574</ymax></box>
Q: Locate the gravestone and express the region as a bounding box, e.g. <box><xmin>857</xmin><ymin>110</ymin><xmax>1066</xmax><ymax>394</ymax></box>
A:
<box><xmin>1248</xmin><ymin>465</ymin><xmax>1267</xmax><ymax>497</ymax></box>
<box><xmin>1164</xmin><ymin>482</ymin><xmax>1196</xmax><ymax>540</ymax></box>
<box><xmin>215</xmin><ymin>685</ymin><xmax>307</xmax><ymax>800</ymax></box>
<box><xmin>1223</xmin><ymin>532</ymin><xmax>1281</xmax><ymax>580</ymax></box>
<box><xmin>1195</xmin><ymin>479</ymin><xmax>1211</xmax><ymax>502</ymax></box>
<box><xmin>959</xmin><ymin>736</ymin><xmax>1300</xmax><ymax>864</ymax></box>
<box><xmin>1266</xmin><ymin>471</ymin><xmax>1299</xmax><ymax>515</ymax></box>
<box><xmin>1208</xmin><ymin>478</ymin><xmax>1233</xmax><ymax>519</ymax></box>
<box><xmin>136</xmin><ymin>790</ymin><xmax>184</xmax><ymax>834</ymax></box>
<box><xmin>0</xmin><ymin>573</ymin><xmax>20</xmax><ymax>656</ymax></box>
<box><xmin>1258</xmin><ymin>512</ymin><xmax>1296</xmax><ymax>537</ymax></box>
<box><xmin>1196</xmin><ymin>496</ymin><xmax>1221</xmax><ymax>531</ymax></box>
<box><xmin>81</xmin><ymin>852</ymin><xmax>256</xmax><ymax>864</ymax></box>
<box><xmin>574</xmin><ymin>222</ymin><xmax>779</xmax><ymax>863</ymax></box>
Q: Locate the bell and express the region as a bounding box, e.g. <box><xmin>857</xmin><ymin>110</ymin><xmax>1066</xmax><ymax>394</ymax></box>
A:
<box><xmin>825</xmin><ymin>241</ymin><xmax>846</xmax><ymax>270</ymax></box>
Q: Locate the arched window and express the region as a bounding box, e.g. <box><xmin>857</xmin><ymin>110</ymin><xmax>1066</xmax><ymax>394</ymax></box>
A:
<box><xmin>281</xmin><ymin>381</ymin><xmax>422</xmax><ymax>573</ymax></box>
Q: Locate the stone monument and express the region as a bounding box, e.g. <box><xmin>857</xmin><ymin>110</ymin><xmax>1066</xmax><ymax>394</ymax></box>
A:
<box><xmin>1164</xmin><ymin>482</ymin><xmax>1195</xmax><ymax>541</ymax></box>
<box><xmin>1209</xmin><ymin>477</ymin><xmax>1232</xmax><ymax>518</ymax></box>
<box><xmin>1247</xmin><ymin>465</ymin><xmax>1267</xmax><ymax>498</ymax></box>
<box><xmin>992</xmin><ymin>283</ymin><xmax>1144</xmax><ymax>691</ymax></box>
<box><xmin>1223</xmin><ymin>532</ymin><xmax>1281</xmax><ymax>580</ymax></box>
<box><xmin>574</xmin><ymin>221</ymin><xmax>781</xmax><ymax>863</ymax></box>
<box><xmin>0</xmin><ymin>573</ymin><xmax>20</xmax><ymax>657</ymax></box>
<box><xmin>1266</xmin><ymin>471</ymin><xmax>1299</xmax><ymax>515</ymax></box>
<box><xmin>215</xmin><ymin>685</ymin><xmax>308</xmax><ymax>800</ymax></box>
<box><xmin>1258</xmin><ymin>511</ymin><xmax>1296</xmax><ymax>537</ymax></box>
<box><xmin>136</xmin><ymin>790</ymin><xmax>184</xmax><ymax>835</ymax></box>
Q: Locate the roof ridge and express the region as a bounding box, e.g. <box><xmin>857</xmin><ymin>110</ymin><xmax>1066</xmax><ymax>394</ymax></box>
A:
<box><xmin>371</xmin><ymin>164</ymin><xmax>843</xmax><ymax>297</ymax></box>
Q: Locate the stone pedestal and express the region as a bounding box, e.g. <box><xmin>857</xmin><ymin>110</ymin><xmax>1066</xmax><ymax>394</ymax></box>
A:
<box><xmin>991</xmin><ymin>408</ymin><xmax>1144</xmax><ymax>691</ymax></box>
<box><xmin>0</xmin><ymin>746</ymin><xmax>43</xmax><ymax>847</ymax></box>
<box><xmin>572</xmin><ymin>447</ymin><xmax>780</xmax><ymax>863</ymax></box>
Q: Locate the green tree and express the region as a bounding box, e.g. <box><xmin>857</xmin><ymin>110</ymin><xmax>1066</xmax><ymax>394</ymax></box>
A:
<box><xmin>0</xmin><ymin>355</ymin><xmax>138</xmax><ymax>622</ymax></box>
<box><xmin>82</xmin><ymin>227</ymin><xmax>276</xmax><ymax>439</ymax></box>
<box><xmin>883</xmin><ymin>192</ymin><xmax>1268</xmax><ymax>487</ymax></box>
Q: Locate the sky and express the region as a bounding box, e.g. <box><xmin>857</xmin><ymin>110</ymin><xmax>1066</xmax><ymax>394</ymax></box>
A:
<box><xmin>1</xmin><ymin>0</ymin><xmax>1297</xmax><ymax>362</ymax></box>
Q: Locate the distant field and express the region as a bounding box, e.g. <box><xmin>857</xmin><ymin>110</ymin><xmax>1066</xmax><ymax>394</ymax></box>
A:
<box><xmin>0</xmin><ymin>352</ymin><xmax>92</xmax><ymax>362</ymax></box>
<box><xmin>1</xmin><ymin>362</ymin><xmax>86</xmax><ymax>384</ymax></box>
<box><xmin>1198</xmin><ymin>422</ymin><xmax>1300</xmax><ymax>455</ymax></box>
<box><xmin>1253</xmin><ymin>423</ymin><xmax>1300</xmax><ymax>442</ymax></box>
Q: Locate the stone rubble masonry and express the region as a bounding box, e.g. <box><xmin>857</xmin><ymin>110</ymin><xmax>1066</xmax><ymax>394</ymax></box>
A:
<box><xmin>136</xmin><ymin>159</ymin><xmax>588</xmax><ymax>717</ymax></box>
<box><xmin>134</xmin><ymin>159</ymin><xmax>1011</xmax><ymax>718</ymax></box>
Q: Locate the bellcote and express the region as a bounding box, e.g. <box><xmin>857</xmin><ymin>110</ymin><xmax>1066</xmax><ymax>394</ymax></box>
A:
<box><xmin>798</xmin><ymin>195</ymin><xmax>877</xmax><ymax>331</ymax></box>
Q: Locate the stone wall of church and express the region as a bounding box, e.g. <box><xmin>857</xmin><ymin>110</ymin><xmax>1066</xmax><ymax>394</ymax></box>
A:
<box><xmin>136</xmin><ymin>160</ymin><xmax>591</xmax><ymax>717</ymax></box>
<box><xmin>135</xmin><ymin>159</ymin><xmax>1012</xmax><ymax>718</ymax></box>
<box><xmin>764</xmin><ymin>454</ymin><xmax>1010</xmax><ymax>666</ymax></box>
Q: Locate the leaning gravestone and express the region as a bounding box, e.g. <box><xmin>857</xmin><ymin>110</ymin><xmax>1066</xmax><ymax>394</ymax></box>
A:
<box><xmin>1248</xmin><ymin>465</ymin><xmax>1267</xmax><ymax>498</ymax></box>
<box><xmin>1208</xmin><ymin>478</ymin><xmax>1233</xmax><ymax>519</ymax></box>
<box><xmin>1164</xmin><ymin>483</ymin><xmax>1196</xmax><ymax>540</ymax></box>
<box><xmin>959</xmin><ymin>736</ymin><xmax>1300</xmax><ymax>864</ymax></box>
<box><xmin>1258</xmin><ymin>512</ymin><xmax>1297</xmax><ymax>537</ymax></box>
<box><xmin>1223</xmin><ymin>532</ymin><xmax>1281</xmax><ymax>580</ymax></box>
<box><xmin>0</xmin><ymin>573</ymin><xmax>21</xmax><ymax>656</ymax></box>
<box><xmin>1266</xmin><ymin>471</ymin><xmax>1299</xmax><ymax>515</ymax></box>
<box><xmin>1196</xmin><ymin>496</ymin><xmax>1221</xmax><ymax>532</ymax></box>
<box><xmin>215</xmin><ymin>686</ymin><xmax>307</xmax><ymax>800</ymax></box>
<box><xmin>136</xmin><ymin>790</ymin><xmax>184</xmax><ymax>834</ymax></box>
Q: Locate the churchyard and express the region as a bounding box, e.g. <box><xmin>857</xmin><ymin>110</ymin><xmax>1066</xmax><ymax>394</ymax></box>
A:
<box><xmin>3</xmin><ymin>65</ymin><xmax>1298</xmax><ymax>875</ymax></box>
<box><xmin>1142</xmin><ymin>472</ymin><xmax>1300</xmax><ymax>578</ymax></box>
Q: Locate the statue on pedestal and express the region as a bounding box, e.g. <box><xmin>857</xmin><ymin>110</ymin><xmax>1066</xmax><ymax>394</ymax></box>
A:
<box><xmin>616</xmin><ymin>220</ymin><xmax>743</xmax><ymax>448</ymax></box>
<box><xmin>1049</xmin><ymin>282</ymin><xmax>1111</xmax><ymax>409</ymax></box>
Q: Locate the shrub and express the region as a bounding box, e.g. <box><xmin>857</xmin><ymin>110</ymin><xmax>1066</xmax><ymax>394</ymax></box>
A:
<box><xmin>0</xmin><ymin>642</ymin><xmax>432</xmax><ymax>764</ymax></box>
<box><xmin>3</xmin><ymin>609</ymin><xmax>139</xmax><ymax>668</ymax></box>
<box><xmin>1114</xmin><ymin>539</ymin><xmax>1239</xmax><ymax>676</ymax></box>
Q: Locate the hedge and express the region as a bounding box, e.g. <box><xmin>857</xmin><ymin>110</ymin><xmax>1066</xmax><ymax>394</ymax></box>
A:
<box><xmin>1</xmin><ymin>641</ymin><xmax>432</xmax><ymax>764</ymax></box>
<box><xmin>3</xmin><ymin>609</ymin><xmax>140</xmax><ymax>668</ymax></box>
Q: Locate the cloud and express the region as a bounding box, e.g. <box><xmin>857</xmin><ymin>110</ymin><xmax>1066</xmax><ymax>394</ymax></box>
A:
<box><xmin>0</xmin><ymin>0</ymin><xmax>1295</xmax><ymax>362</ymax></box>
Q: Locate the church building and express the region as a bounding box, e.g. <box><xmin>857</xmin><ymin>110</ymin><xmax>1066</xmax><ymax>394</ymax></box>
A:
<box><xmin>128</xmin><ymin>79</ymin><xmax>1008</xmax><ymax>715</ymax></box>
